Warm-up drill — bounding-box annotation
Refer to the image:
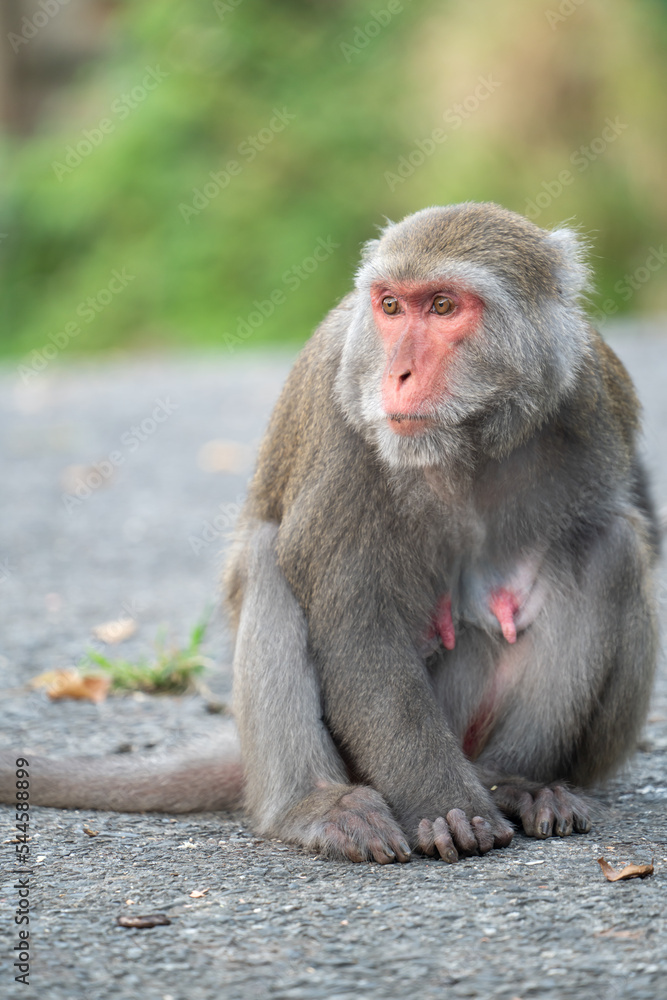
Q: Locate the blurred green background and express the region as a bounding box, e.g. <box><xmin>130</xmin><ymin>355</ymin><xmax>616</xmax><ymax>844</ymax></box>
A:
<box><xmin>1</xmin><ymin>0</ymin><xmax>666</xmax><ymax>361</ymax></box>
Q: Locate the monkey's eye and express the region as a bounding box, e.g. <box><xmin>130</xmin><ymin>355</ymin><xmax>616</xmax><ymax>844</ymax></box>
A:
<box><xmin>381</xmin><ymin>296</ymin><xmax>399</xmax><ymax>315</ymax></box>
<box><xmin>432</xmin><ymin>296</ymin><xmax>454</xmax><ymax>315</ymax></box>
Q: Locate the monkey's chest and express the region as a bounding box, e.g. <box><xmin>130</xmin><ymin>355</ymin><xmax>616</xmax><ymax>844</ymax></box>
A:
<box><xmin>425</xmin><ymin>551</ymin><xmax>547</xmax><ymax>651</ymax></box>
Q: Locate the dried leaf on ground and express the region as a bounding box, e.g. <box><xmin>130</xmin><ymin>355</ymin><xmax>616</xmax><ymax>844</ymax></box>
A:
<box><xmin>31</xmin><ymin>668</ymin><xmax>111</xmax><ymax>703</ymax></box>
<box><xmin>597</xmin><ymin>857</ymin><xmax>654</xmax><ymax>881</ymax></box>
<box><xmin>92</xmin><ymin>617</ymin><xmax>137</xmax><ymax>644</ymax></box>
<box><xmin>117</xmin><ymin>913</ymin><xmax>171</xmax><ymax>929</ymax></box>
<box><xmin>83</xmin><ymin>825</ymin><xmax>99</xmax><ymax>837</ymax></box>
<box><xmin>189</xmin><ymin>888</ymin><xmax>210</xmax><ymax>898</ymax></box>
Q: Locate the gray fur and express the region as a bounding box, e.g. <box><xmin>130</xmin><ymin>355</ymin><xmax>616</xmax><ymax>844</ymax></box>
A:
<box><xmin>232</xmin><ymin>520</ymin><xmax>348</xmax><ymax>833</ymax></box>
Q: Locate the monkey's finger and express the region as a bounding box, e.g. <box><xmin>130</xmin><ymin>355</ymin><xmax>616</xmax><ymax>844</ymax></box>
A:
<box><xmin>573</xmin><ymin>812</ymin><xmax>592</xmax><ymax>833</ymax></box>
<box><xmin>392</xmin><ymin>837</ymin><xmax>412</xmax><ymax>863</ymax></box>
<box><xmin>470</xmin><ymin>816</ymin><xmax>495</xmax><ymax>854</ymax></box>
<box><xmin>492</xmin><ymin>818</ymin><xmax>514</xmax><ymax>848</ymax></box>
<box><xmin>551</xmin><ymin>786</ymin><xmax>573</xmax><ymax>836</ymax></box>
<box><xmin>417</xmin><ymin>818</ymin><xmax>437</xmax><ymax>856</ymax></box>
<box><xmin>518</xmin><ymin>793</ymin><xmax>542</xmax><ymax>837</ymax></box>
<box><xmin>432</xmin><ymin>816</ymin><xmax>458</xmax><ymax>863</ymax></box>
<box><xmin>338</xmin><ymin>839</ymin><xmax>366</xmax><ymax>863</ymax></box>
<box><xmin>321</xmin><ymin>821</ymin><xmax>368</xmax><ymax>862</ymax></box>
<box><xmin>553</xmin><ymin>785</ymin><xmax>591</xmax><ymax>834</ymax></box>
<box><xmin>531</xmin><ymin>788</ymin><xmax>557</xmax><ymax>838</ymax></box>
<box><xmin>573</xmin><ymin>808</ymin><xmax>592</xmax><ymax>833</ymax></box>
<box><xmin>367</xmin><ymin>838</ymin><xmax>397</xmax><ymax>865</ymax></box>
<box><xmin>445</xmin><ymin>808</ymin><xmax>477</xmax><ymax>855</ymax></box>
<box><xmin>554</xmin><ymin>812</ymin><xmax>573</xmax><ymax>837</ymax></box>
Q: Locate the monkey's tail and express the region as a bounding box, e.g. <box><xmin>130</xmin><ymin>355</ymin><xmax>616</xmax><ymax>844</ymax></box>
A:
<box><xmin>0</xmin><ymin>732</ymin><xmax>243</xmax><ymax>814</ymax></box>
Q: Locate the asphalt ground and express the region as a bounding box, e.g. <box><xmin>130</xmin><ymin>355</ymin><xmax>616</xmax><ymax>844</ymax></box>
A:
<box><xmin>0</xmin><ymin>327</ymin><xmax>666</xmax><ymax>1000</ymax></box>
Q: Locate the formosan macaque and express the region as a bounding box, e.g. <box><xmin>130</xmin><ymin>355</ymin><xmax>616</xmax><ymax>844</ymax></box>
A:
<box><xmin>0</xmin><ymin>203</ymin><xmax>658</xmax><ymax>865</ymax></box>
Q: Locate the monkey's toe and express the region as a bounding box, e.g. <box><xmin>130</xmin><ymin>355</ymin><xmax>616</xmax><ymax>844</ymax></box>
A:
<box><xmin>317</xmin><ymin>785</ymin><xmax>411</xmax><ymax>864</ymax></box>
<box><xmin>494</xmin><ymin>782</ymin><xmax>593</xmax><ymax>839</ymax></box>
<box><xmin>554</xmin><ymin>786</ymin><xmax>591</xmax><ymax>833</ymax></box>
<box><xmin>491</xmin><ymin>816</ymin><xmax>514</xmax><ymax>848</ymax></box>
<box><xmin>470</xmin><ymin>816</ymin><xmax>495</xmax><ymax>854</ymax></box>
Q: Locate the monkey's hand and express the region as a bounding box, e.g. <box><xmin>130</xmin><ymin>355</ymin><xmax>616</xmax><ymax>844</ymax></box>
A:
<box><xmin>490</xmin><ymin>782</ymin><xmax>592</xmax><ymax>838</ymax></box>
<box><xmin>283</xmin><ymin>784</ymin><xmax>412</xmax><ymax>864</ymax></box>
<box><xmin>417</xmin><ymin>809</ymin><xmax>514</xmax><ymax>862</ymax></box>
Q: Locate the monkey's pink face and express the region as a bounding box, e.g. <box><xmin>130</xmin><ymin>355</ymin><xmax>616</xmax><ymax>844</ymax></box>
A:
<box><xmin>370</xmin><ymin>281</ymin><xmax>484</xmax><ymax>436</ymax></box>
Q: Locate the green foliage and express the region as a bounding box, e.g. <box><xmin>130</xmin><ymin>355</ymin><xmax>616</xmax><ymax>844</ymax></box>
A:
<box><xmin>1</xmin><ymin>0</ymin><xmax>666</xmax><ymax>359</ymax></box>
<box><xmin>81</xmin><ymin>611</ymin><xmax>212</xmax><ymax>694</ymax></box>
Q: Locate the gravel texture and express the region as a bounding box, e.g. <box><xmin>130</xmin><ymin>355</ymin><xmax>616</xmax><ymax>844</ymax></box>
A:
<box><xmin>0</xmin><ymin>330</ymin><xmax>666</xmax><ymax>1000</ymax></box>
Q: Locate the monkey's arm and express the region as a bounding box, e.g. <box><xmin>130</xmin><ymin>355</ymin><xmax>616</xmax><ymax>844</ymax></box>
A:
<box><xmin>232</xmin><ymin>521</ymin><xmax>412</xmax><ymax>863</ymax></box>
<box><xmin>303</xmin><ymin>558</ymin><xmax>513</xmax><ymax>850</ymax></box>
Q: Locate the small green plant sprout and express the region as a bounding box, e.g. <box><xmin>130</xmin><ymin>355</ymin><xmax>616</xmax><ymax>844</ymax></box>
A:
<box><xmin>81</xmin><ymin>611</ymin><xmax>214</xmax><ymax>694</ymax></box>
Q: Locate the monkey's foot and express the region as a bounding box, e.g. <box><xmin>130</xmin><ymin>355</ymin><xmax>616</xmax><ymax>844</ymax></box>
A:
<box><xmin>293</xmin><ymin>785</ymin><xmax>412</xmax><ymax>864</ymax></box>
<box><xmin>417</xmin><ymin>808</ymin><xmax>514</xmax><ymax>863</ymax></box>
<box><xmin>492</xmin><ymin>783</ymin><xmax>592</xmax><ymax>838</ymax></box>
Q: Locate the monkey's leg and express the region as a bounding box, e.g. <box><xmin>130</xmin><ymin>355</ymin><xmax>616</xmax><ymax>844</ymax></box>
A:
<box><xmin>233</xmin><ymin>522</ymin><xmax>411</xmax><ymax>863</ymax></box>
<box><xmin>296</xmin><ymin>570</ymin><xmax>513</xmax><ymax>858</ymax></box>
<box><xmin>474</xmin><ymin>513</ymin><xmax>658</xmax><ymax>839</ymax></box>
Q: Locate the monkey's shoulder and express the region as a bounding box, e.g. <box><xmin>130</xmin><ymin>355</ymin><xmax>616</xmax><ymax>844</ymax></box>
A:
<box><xmin>588</xmin><ymin>330</ymin><xmax>640</xmax><ymax>444</ymax></box>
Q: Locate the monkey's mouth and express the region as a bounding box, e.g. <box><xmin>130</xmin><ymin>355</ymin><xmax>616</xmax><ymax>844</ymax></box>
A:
<box><xmin>386</xmin><ymin>414</ymin><xmax>434</xmax><ymax>436</ymax></box>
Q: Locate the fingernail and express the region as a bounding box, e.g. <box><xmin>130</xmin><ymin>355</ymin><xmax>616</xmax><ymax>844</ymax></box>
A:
<box><xmin>539</xmin><ymin>820</ymin><xmax>550</xmax><ymax>836</ymax></box>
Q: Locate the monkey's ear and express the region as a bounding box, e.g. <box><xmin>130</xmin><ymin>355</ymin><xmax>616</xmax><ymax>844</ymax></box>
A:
<box><xmin>546</xmin><ymin>226</ymin><xmax>593</xmax><ymax>302</ymax></box>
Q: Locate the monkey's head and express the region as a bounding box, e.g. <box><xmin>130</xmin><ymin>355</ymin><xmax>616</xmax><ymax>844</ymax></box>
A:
<box><xmin>335</xmin><ymin>202</ymin><xmax>593</xmax><ymax>470</ymax></box>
